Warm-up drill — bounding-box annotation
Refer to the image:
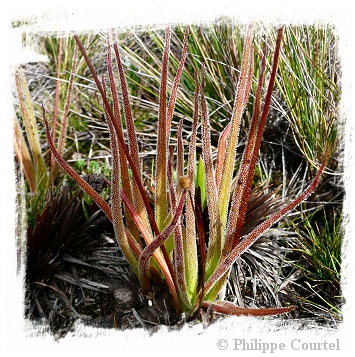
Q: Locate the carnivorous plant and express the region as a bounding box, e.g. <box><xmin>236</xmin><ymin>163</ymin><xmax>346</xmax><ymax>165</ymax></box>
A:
<box><xmin>42</xmin><ymin>25</ymin><xmax>329</xmax><ymax>318</ymax></box>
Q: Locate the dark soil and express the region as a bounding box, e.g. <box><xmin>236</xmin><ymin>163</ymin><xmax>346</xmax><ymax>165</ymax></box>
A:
<box><xmin>25</xmin><ymin>231</ymin><xmax>182</xmax><ymax>338</ymax></box>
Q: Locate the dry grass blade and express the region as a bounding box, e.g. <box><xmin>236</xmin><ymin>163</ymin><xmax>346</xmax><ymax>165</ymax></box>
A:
<box><xmin>33</xmin><ymin>281</ymin><xmax>87</xmax><ymax>319</ymax></box>
<box><xmin>54</xmin><ymin>272</ymin><xmax>109</xmax><ymax>292</ymax></box>
<box><xmin>15</xmin><ymin>69</ymin><xmax>47</xmax><ymax>190</ymax></box>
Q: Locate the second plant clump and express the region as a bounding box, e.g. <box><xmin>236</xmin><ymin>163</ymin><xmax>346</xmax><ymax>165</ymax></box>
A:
<box><xmin>43</xmin><ymin>25</ymin><xmax>328</xmax><ymax>319</ymax></box>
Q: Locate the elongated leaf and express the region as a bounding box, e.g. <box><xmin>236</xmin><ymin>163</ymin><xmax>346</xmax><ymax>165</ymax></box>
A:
<box><xmin>177</xmin><ymin>119</ymin><xmax>184</xmax><ymax>190</ymax></box>
<box><xmin>138</xmin><ymin>191</ymin><xmax>186</xmax><ymax>276</ymax></box>
<box><xmin>120</xmin><ymin>187</ymin><xmax>177</xmax><ymax>307</ymax></box>
<box><xmin>102</xmin><ymin>79</ymin><xmax>139</xmax><ymax>273</ymax></box>
<box><xmin>42</xmin><ymin>106</ymin><xmax>112</xmax><ymax>220</ymax></box>
<box><xmin>155</xmin><ymin>27</ymin><xmax>172</xmax><ymax>230</ymax></box>
<box><xmin>233</xmin><ymin>27</ymin><xmax>283</xmax><ymax>247</ymax></box>
<box><xmin>13</xmin><ymin>117</ymin><xmax>35</xmax><ymax>192</ymax></box>
<box><xmin>138</xmin><ymin>190</ymin><xmax>187</xmax><ymax>312</ymax></box>
<box><xmin>107</xmin><ymin>34</ymin><xmax>139</xmax><ymax>242</ymax></box>
<box><xmin>73</xmin><ymin>35</ymin><xmax>159</xmax><ymax>236</ymax></box>
<box><xmin>184</xmin><ymin>72</ymin><xmax>199</xmax><ymax>302</ymax></box>
<box><xmin>200</xmin><ymin>67</ymin><xmax>221</xmax><ymax>281</ymax></box>
<box><xmin>155</xmin><ymin>27</ymin><xmax>189</xmax><ymax>231</ymax></box>
<box><xmin>201</xmin><ymin>301</ymin><xmax>295</xmax><ymax>316</ymax></box>
<box><xmin>193</xmin><ymin>187</ymin><xmax>206</xmax><ymax>300</ymax></box>
<box><xmin>223</xmin><ymin>35</ymin><xmax>269</xmax><ymax>255</ymax></box>
<box><xmin>50</xmin><ymin>36</ymin><xmax>63</xmax><ymax>171</ymax></box>
<box><xmin>204</xmin><ymin>149</ymin><xmax>328</xmax><ymax>297</ymax></box>
<box><xmin>75</xmin><ymin>34</ymin><xmax>177</xmax><ymax>298</ymax></box>
<box><xmin>52</xmin><ymin>42</ymin><xmax>79</xmax><ymax>179</ymax></box>
<box><xmin>215</xmin><ymin>123</ymin><xmax>231</xmax><ymax>190</ymax></box>
<box><xmin>172</xmin><ymin>121</ymin><xmax>193</xmax><ymax>307</ymax></box>
<box><xmin>15</xmin><ymin>69</ymin><xmax>46</xmax><ymax>187</ymax></box>
<box><xmin>112</xmin><ymin>36</ymin><xmax>152</xmax><ymax>234</ymax></box>
<box><xmin>172</xmin><ymin>195</ymin><xmax>192</xmax><ymax>308</ymax></box>
<box><xmin>195</xmin><ymin>156</ymin><xmax>207</xmax><ymax>212</ymax></box>
<box><xmin>166</xmin><ymin>27</ymin><xmax>189</xmax><ymax>131</ymax></box>
<box><xmin>218</xmin><ymin>24</ymin><xmax>254</xmax><ymax>234</ymax></box>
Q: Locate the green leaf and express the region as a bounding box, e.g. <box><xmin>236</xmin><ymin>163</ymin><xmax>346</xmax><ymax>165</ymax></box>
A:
<box><xmin>196</xmin><ymin>156</ymin><xmax>207</xmax><ymax>211</ymax></box>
